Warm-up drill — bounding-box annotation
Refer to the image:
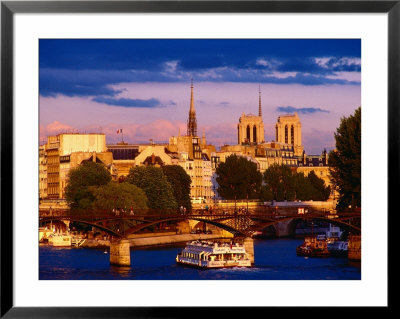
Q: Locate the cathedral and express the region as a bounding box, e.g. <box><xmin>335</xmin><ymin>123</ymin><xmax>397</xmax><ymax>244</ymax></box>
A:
<box><xmin>275</xmin><ymin>112</ymin><xmax>304</xmax><ymax>157</ymax></box>
<box><xmin>237</xmin><ymin>87</ymin><xmax>265</xmax><ymax>145</ymax></box>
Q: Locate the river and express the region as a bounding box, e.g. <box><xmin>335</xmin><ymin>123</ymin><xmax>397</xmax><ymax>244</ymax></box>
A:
<box><xmin>39</xmin><ymin>238</ymin><xmax>360</xmax><ymax>280</ymax></box>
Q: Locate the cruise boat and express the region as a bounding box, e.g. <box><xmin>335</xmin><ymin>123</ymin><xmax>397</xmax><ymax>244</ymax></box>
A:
<box><xmin>176</xmin><ymin>240</ymin><xmax>252</xmax><ymax>268</ymax></box>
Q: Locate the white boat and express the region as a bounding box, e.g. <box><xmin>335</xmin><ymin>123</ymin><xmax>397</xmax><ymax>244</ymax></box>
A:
<box><xmin>176</xmin><ymin>240</ymin><xmax>252</xmax><ymax>268</ymax></box>
<box><xmin>325</xmin><ymin>224</ymin><xmax>348</xmax><ymax>257</ymax></box>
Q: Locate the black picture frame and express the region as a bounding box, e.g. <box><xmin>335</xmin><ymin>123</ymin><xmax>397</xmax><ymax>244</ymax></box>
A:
<box><xmin>1</xmin><ymin>1</ymin><xmax>394</xmax><ymax>317</ymax></box>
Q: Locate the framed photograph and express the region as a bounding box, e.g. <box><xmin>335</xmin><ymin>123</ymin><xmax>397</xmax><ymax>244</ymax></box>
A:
<box><xmin>1</xmin><ymin>0</ymin><xmax>395</xmax><ymax>317</ymax></box>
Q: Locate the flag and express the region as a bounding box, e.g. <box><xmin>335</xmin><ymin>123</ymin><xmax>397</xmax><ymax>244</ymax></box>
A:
<box><xmin>117</xmin><ymin>129</ymin><xmax>123</xmax><ymax>134</ymax></box>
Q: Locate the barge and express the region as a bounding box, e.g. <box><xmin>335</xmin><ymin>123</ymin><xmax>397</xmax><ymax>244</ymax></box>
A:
<box><xmin>296</xmin><ymin>235</ymin><xmax>330</xmax><ymax>257</ymax></box>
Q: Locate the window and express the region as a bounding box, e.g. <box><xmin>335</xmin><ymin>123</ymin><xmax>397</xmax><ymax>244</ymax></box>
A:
<box><xmin>285</xmin><ymin>125</ymin><xmax>288</xmax><ymax>144</ymax></box>
<box><xmin>291</xmin><ymin>125</ymin><xmax>294</xmax><ymax>145</ymax></box>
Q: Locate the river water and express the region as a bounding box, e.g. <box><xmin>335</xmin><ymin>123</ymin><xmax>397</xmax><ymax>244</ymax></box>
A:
<box><xmin>39</xmin><ymin>238</ymin><xmax>360</xmax><ymax>280</ymax></box>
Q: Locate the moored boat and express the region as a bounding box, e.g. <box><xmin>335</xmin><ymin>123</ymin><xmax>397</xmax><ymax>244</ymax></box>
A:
<box><xmin>296</xmin><ymin>236</ymin><xmax>330</xmax><ymax>257</ymax></box>
<box><xmin>176</xmin><ymin>240</ymin><xmax>252</xmax><ymax>268</ymax></box>
<box><xmin>48</xmin><ymin>233</ymin><xmax>72</xmax><ymax>247</ymax></box>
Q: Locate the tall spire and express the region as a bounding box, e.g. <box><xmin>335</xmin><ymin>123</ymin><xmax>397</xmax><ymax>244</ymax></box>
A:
<box><xmin>258</xmin><ymin>84</ymin><xmax>262</xmax><ymax>117</ymax></box>
<box><xmin>190</xmin><ymin>79</ymin><xmax>195</xmax><ymax>114</ymax></box>
<box><xmin>187</xmin><ymin>79</ymin><xmax>198</xmax><ymax>136</ymax></box>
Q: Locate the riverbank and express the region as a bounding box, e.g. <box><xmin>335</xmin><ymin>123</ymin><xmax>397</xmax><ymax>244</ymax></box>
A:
<box><xmin>77</xmin><ymin>233</ymin><xmax>228</xmax><ymax>249</ymax></box>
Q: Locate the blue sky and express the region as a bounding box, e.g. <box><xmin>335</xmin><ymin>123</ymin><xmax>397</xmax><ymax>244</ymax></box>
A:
<box><xmin>39</xmin><ymin>39</ymin><xmax>361</xmax><ymax>153</ymax></box>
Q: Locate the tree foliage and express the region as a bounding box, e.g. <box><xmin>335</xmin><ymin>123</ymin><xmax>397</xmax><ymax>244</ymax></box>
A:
<box><xmin>126</xmin><ymin>166</ymin><xmax>177</xmax><ymax>211</ymax></box>
<box><xmin>216</xmin><ymin>154</ymin><xmax>262</xmax><ymax>200</ymax></box>
<box><xmin>261</xmin><ymin>164</ymin><xmax>330</xmax><ymax>201</ymax></box>
<box><xmin>328</xmin><ymin>107</ymin><xmax>361</xmax><ymax>208</ymax></box>
<box><xmin>307</xmin><ymin>171</ymin><xmax>331</xmax><ymax>201</ymax></box>
<box><xmin>91</xmin><ymin>182</ymin><xmax>148</xmax><ymax>211</ymax></box>
<box><xmin>162</xmin><ymin>165</ymin><xmax>192</xmax><ymax>211</ymax></box>
<box><xmin>263</xmin><ymin>164</ymin><xmax>295</xmax><ymax>200</ymax></box>
<box><xmin>65</xmin><ymin>161</ymin><xmax>112</xmax><ymax>210</ymax></box>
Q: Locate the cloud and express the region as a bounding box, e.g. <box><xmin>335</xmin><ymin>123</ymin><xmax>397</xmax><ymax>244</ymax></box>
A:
<box><xmin>315</xmin><ymin>57</ymin><xmax>361</xmax><ymax>72</ymax></box>
<box><xmin>276</xmin><ymin>106</ymin><xmax>330</xmax><ymax>114</ymax></box>
<box><xmin>39</xmin><ymin>40</ymin><xmax>361</xmax><ymax>98</ymax></box>
<box><xmin>39</xmin><ymin>121</ymin><xmax>76</xmax><ymax>141</ymax></box>
<box><xmin>92</xmin><ymin>97</ymin><xmax>162</xmax><ymax>108</ymax></box>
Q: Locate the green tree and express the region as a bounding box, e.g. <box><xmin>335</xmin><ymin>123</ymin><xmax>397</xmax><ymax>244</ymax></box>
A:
<box><xmin>263</xmin><ymin>164</ymin><xmax>295</xmax><ymax>201</ymax></box>
<box><xmin>65</xmin><ymin>161</ymin><xmax>111</xmax><ymax>211</ymax></box>
<box><xmin>126</xmin><ymin>166</ymin><xmax>177</xmax><ymax>211</ymax></box>
<box><xmin>328</xmin><ymin>107</ymin><xmax>361</xmax><ymax>208</ymax></box>
<box><xmin>216</xmin><ymin>154</ymin><xmax>262</xmax><ymax>206</ymax></box>
<box><xmin>162</xmin><ymin>165</ymin><xmax>192</xmax><ymax>211</ymax></box>
<box><xmin>307</xmin><ymin>171</ymin><xmax>331</xmax><ymax>201</ymax></box>
<box><xmin>91</xmin><ymin>182</ymin><xmax>148</xmax><ymax>212</ymax></box>
<box><xmin>293</xmin><ymin>172</ymin><xmax>314</xmax><ymax>201</ymax></box>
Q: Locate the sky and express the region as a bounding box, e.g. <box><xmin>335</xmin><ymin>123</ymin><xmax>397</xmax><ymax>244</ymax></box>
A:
<box><xmin>39</xmin><ymin>39</ymin><xmax>361</xmax><ymax>154</ymax></box>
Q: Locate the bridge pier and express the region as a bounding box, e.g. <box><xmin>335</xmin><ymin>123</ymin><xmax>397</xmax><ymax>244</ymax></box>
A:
<box><xmin>243</xmin><ymin>237</ymin><xmax>254</xmax><ymax>265</ymax></box>
<box><xmin>110</xmin><ymin>239</ymin><xmax>131</xmax><ymax>267</ymax></box>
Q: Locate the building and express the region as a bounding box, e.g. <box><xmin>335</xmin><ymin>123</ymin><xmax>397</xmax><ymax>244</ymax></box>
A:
<box><xmin>296</xmin><ymin>149</ymin><xmax>336</xmax><ymax>199</ymax></box>
<box><xmin>275</xmin><ymin>112</ymin><xmax>304</xmax><ymax>156</ymax></box>
<box><xmin>187</xmin><ymin>79</ymin><xmax>197</xmax><ymax>137</ymax></box>
<box><xmin>40</xmin><ymin>133</ymin><xmax>113</xmax><ymax>199</ymax></box>
<box><xmin>39</xmin><ymin>144</ymin><xmax>48</xmax><ymax>199</ymax></box>
<box><xmin>237</xmin><ymin>87</ymin><xmax>265</xmax><ymax>145</ymax></box>
<box><xmin>168</xmin><ymin>81</ymin><xmax>214</xmax><ymax>203</ymax></box>
<box><xmin>106</xmin><ymin>143</ymin><xmax>139</xmax><ymax>178</ymax></box>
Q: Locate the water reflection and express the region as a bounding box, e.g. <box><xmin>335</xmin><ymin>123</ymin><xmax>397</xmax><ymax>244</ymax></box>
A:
<box><xmin>110</xmin><ymin>266</ymin><xmax>133</xmax><ymax>278</ymax></box>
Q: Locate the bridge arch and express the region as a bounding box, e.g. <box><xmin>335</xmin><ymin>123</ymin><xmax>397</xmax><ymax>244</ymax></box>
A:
<box><xmin>40</xmin><ymin>217</ymin><xmax>123</xmax><ymax>237</ymax></box>
<box><xmin>124</xmin><ymin>216</ymin><xmax>248</xmax><ymax>237</ymax></box>
<box><xmin>252</xmin><ymin>216</ymin><xmax>361</xmax><ymax>236</ymax></box>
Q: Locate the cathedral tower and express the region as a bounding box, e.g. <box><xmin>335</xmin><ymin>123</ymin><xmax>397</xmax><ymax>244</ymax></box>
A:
<box><xmin>275</xmin><ymin>112</ymin><xmax>304</xmax><ymax>156</ymax></box>
<box><xmin>187</xmin><ymin>79</ymin><xmax>198</xmax><ymax>137</ymax></box>
<box><xmin>237</xmin><ymin>87</ymin><xmax>265</xmax><ymax>145</ymax></box>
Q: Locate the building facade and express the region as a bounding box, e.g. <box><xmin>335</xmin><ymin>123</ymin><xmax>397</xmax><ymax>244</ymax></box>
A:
<box><xmin>39</xmin><ymin>133</ymin><xmax>113</xmax><ymax>199</ymax></box>
<box><xmin>237</xmin><ymin>88</ymin><xmax>265</xmax><ymax>145</ymax></box>
<box><xmin>275</xmin><ymin>112</ymin><xmax>304</xmax><ymax>156</ymax></box>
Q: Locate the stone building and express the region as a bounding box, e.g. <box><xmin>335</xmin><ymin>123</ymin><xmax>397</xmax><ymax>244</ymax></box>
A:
<box><xmin>237</xmin><ymin>87</ymin><xmax>265</xmax><ymax>145</ymax></box>
<box><xmin>275</xmin><ymin>112</ymin><xmax>304</xmax><ymax>156</ymax></box>
<box><xmin>167</xmin><ymin>81</ymin><xmax>214</xmax><ymax>203</ymax></box>
<box><xmin>40</xmin><ymin>133</ymin><xmax>114</xmax><ymax>199</ymax></box>
<box><xmin>106</xmin><ymin>143</ymin><xmax>139</xmax><ymax>178</ymax></box>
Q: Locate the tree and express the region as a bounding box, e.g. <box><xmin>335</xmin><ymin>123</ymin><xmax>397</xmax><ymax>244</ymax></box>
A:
<box><xmin>162</xmin><ymin>165</ymin><xmax>192</xmax><ymax>211</ymax></box>
<box><xmin>216</xmin><ymin>154</ymin><xmax>262</xmax><ymax>206</ymax></box>
<box><xmin>263</xmin><ymin>164</ymin><xmax>295</xmax><ymax>201</ymax></box>
<box><xmin>65</xmin><ymin>161</ymin><xmax>112</xmax><ymax>211</ymax></box>
<box><xmin>293</xmin><ymin>172</ymin><xmax>314</xmax><ymax>201</ymax></box>
<box><xmin>126</xmin><ymin>166</ymin><xmax>177</xmax><ymax>211</ymax></box>
<box><xmin>307</xmin><ymin>171</ymin><xmax>331</xmax><ymax>201</ymax></box>
<box><xmin>328</xmin><ymin>107</ymin><xmax>361</xmax><ymax>208</ymax></box>
<box><xmin>91</xmin><ymin>182</ymin><xmax>148</xmax><ymax>211</ymax></box>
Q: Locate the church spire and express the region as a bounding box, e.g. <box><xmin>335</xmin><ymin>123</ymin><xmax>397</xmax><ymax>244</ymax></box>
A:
<box><xmin>187</xmin><ymin>79</ymin><xmax>198</xmax><ymax>136</ymax></box>
<box><xmin>258</xmin><ymin>85</ymin><xmax>262</xmax><ymax>117</ymax></box>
